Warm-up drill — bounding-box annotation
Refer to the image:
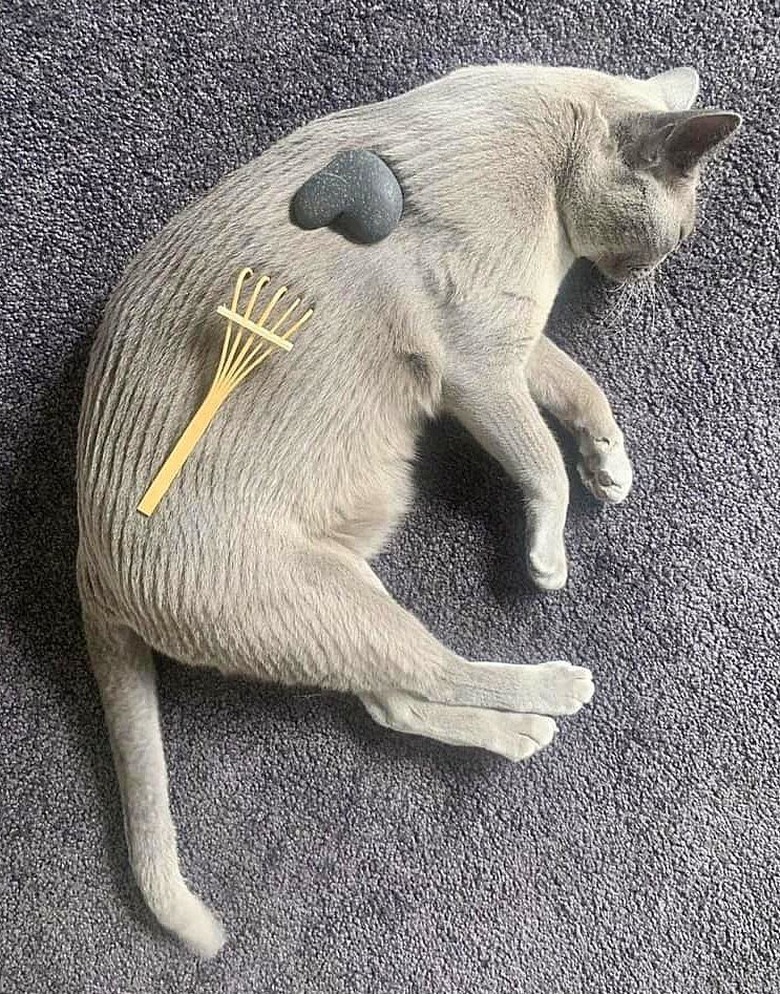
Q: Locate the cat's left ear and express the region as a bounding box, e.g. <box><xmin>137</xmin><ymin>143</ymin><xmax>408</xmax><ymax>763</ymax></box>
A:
<box><xmin>644</xmin><ymin>67</ymin><xmax>700</xmax><ymax>111</ymax></box>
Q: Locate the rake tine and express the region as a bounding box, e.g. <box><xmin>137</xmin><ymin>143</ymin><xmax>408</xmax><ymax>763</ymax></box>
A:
<box><xmin>138</xmin><ymin>271</ymin><xmax>314</xmax><ymax>516</ymax></box>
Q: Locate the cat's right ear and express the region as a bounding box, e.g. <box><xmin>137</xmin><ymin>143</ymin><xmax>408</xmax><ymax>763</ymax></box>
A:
<box><xmin>662</xmin><ymin>111</ymin><xmax>742</xmax><ymax>172</ymax></box>
<box><xmin>644</xmin><ymin>67</ymin><xmax>700</xmax><ymax>111</ymax></box>
<box><xmin>626</xmin><ymin>110</ymin><xmax>742</xmax><ymax>174</ymax></box>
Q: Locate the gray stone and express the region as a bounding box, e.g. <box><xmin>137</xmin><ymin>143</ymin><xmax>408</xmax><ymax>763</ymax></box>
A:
<box><xmin>291</xmin><ymin>149</ymin><xmax>403</xmax><ymax>243</ymax></box>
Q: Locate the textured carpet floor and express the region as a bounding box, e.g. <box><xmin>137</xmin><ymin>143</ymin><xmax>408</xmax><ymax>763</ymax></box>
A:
<box><xmin>1</xmin><ymin>1</ymin><xmax>778</xmax><ymax>991</ymax></box>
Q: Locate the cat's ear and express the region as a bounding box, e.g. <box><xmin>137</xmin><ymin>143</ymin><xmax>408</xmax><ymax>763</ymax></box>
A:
<box><xmin>662</xmin><ymin>111</ymin><xmax>742</xmax><ymax>171</ymax></box>
<box><xmin>627</xmin><ymin>110</ymin><xmax>741</xmax><ymax>173</ymax></box>
<box><xmin>644</xmin><ymin>67</ymin><xmax>700</xmax><ymax>111</ymax></box>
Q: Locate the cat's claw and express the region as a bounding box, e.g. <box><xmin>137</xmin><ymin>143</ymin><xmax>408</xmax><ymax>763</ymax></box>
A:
<box><xmin>578</xmin><ymin>435</ymin><xmax>633</xmax><ymax>504</ymax></box>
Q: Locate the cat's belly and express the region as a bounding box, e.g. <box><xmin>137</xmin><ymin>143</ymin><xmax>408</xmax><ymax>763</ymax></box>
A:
<box><xmin>326</xmin><ymin>460</ymin><xmax>416</xmax><ymax>559</ymax></box>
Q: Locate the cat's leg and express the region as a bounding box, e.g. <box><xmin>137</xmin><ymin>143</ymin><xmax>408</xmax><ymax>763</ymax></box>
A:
<box><xmin>356</xmin><ymin>562</ymin><xmax>560</xmax><ymax>760</ymax></box>
<box><xmin>361</xmin><ymin>692</ymin><xmax>558</xmax><ymax>761</ymax></box>
<box><xmin>183</xmin><ymin>544</ymin><xmax>593</xmax><ymax>730</ymax></box>
<box><xmin>443</xmin><ymin>371</ymin><xmax>570</xmax><ymax>590</ymax></box>
<box><xmin>526</xmin><ymin>335</ymin><xmax>633</xmax><ymax>504</ymax></box>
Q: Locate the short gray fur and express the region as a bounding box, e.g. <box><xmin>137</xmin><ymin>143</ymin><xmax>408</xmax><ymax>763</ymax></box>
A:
<box><xmin>1</xmin><ymin>3</ymin><xmax>778</xmax><ymax>993</ymax></box>
<box><xmin>291</xmin><ymin>150</ymin><xmax>404</xmax><ymax>243</ymax></box>
<box><xmin>72</xmin><ymin>61</ymin><xmax>741</xmax><ymax>958</ymax></box>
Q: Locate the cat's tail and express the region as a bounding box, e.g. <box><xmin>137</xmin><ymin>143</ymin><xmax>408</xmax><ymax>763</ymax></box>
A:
<box><xmin>82</xmin><ymin>607</ymin><xmax>225</xmax><ymax>957</ymax></box>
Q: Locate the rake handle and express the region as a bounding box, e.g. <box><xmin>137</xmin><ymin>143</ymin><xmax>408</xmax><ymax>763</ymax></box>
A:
<box><xmin>137</xmin><ymin>386</ymin><xmax>229</xmax><ymax>517</ymax></box>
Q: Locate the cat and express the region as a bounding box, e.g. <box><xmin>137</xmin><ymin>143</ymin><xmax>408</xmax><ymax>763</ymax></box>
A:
<box><xmin>75</xmin><ymin>63</ymin><xmax>740</xmax><ymax>955</ymax></box>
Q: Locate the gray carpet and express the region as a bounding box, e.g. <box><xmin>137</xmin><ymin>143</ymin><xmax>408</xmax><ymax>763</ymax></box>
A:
<box><xmin>1</xmin><ymin>1</ymin><xmax>778</xmax><ymax>991</ymax></box>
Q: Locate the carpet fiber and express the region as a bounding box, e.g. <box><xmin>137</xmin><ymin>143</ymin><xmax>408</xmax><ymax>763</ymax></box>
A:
<box><xmin>1</xmin><ymin>2</ymin><xmax>778</xmax><ymax>991</ymax></box>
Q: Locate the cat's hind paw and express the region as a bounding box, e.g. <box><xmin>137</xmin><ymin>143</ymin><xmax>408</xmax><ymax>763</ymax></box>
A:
<box><xmin>530</xmin><ymin>660</ymin><xmax>595</xmax><ymax>716</ymax></box>
<box><xmin>498</xmin><ymin>713</ymin><xmax>558</xmax><ymax>761</ymax></box>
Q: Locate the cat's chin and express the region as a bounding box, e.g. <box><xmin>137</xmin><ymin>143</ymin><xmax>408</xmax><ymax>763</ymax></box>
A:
<box><xmin>604</xmin><ymin>270</ymin><xmax>654</xmax><ymax>285</ymax></box>
<box><xmin>594</xmin><ymin>257</ymin><xmax>656</xmax><ymax>285</ymax></box>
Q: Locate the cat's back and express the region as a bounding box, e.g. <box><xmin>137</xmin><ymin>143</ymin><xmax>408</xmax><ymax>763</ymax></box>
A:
<box><xmin>75</xmin><ymin>104</ymin><xmax>448</xmax><ymax>620</ymax></box>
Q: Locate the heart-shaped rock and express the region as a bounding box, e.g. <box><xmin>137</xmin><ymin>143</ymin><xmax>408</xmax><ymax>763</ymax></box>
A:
<box><xmin>291</xmin><ymin>150</ymin><xmax>403</xmax><ymax>244</ymax></box>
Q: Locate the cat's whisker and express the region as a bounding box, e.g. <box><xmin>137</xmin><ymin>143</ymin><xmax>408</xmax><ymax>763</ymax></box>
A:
<box><xmin>604</xmin><ymin>279</ymin><xmax>634</xmax><ymax>329</ymax></box>
<box><xmin>647</xmin><ymin>273</ymin><xmax>658</xmax><ymax>337</ymax></box>
<box><xmin>637</xmin><ymin>274</ymin><xmax>648</xmax><ymax>330</ymax></box>
<box><xmin>649</xmin><ymin>269</ymin><xmax>674</xmax><ymax>326</ymax></box>
<box><xmin>625</xmin><ymin>280</ymin><xmax>640</xmax><ymax>317</ymax></box>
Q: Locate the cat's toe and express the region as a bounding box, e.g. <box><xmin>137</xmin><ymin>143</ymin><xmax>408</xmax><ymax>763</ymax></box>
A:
<box><xmin>507</xmin><ymin>714</ymin><xmax>558</xmax><ymax>761</ymax></box>
<box><xmin>534</xmin><ymin>660</ymin><xmax>595</xmax><ymax>715</ymax></box>
<box><xmin>566</xmin><ymin>666</ymin><xmax>595</xmax><ymax>711</ymax></box>
<box><xmin>578</xmin><ymin>441</ymin><xmax>633</xmax><ymax>504</ymax></box>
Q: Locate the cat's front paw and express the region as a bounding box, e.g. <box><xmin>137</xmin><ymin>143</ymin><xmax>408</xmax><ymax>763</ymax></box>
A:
<box><xmin>578</xmin><ymin>434</ymin><xmax>633</xmax><ymax>504</ymax></box>
<box><xmin>527</xmin><ymin>545</ymin><xmax>568</xmax><ymax>591</ymax></box>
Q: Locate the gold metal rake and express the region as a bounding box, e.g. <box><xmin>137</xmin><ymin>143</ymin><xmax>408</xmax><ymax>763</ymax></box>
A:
<box><xmin>137</xmin><ymin>268</ymin><xmax>314</xmax><ymax>516</ymax></box>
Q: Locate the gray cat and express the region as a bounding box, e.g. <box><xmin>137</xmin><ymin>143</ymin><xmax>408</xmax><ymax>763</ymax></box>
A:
<box><xmin>75</xmin><ymin>64</ymin><xmax>740</xmax><ymax>955</ymax></box>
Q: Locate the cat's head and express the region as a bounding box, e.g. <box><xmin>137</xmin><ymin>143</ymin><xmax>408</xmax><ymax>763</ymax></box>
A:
<box><xmin>560</xmin><ymin>68</ymin><xmax>741</xmax><ymax>282</ymax></box>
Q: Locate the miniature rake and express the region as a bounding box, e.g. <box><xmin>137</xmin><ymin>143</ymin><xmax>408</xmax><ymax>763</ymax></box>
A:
<box><xmin>137</xmin><ymin>267</ymin><xmax>314</xmax><ymax>516</ymax></box>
